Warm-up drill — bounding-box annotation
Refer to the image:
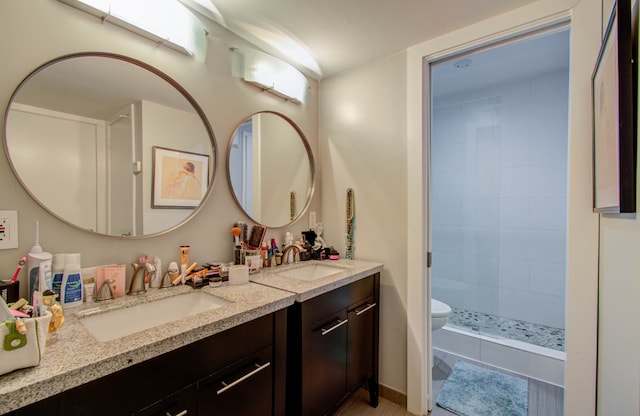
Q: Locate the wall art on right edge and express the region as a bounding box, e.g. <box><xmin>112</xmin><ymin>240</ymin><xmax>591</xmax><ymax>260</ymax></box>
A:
<box><xmin>592</xmin><ymin>0</ymin><xmax>636</xmax><ymax>213</ymax></box>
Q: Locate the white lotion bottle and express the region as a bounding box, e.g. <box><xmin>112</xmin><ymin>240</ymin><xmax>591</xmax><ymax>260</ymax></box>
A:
<box><xmin>61</xmin><ymin>253</ymin><xmax>83</xmax><ymax>309</ymax></box>
<box><xmin>51</xmin><ymin>253</ymin><xmax>66</xmax><ymax>298</ymax></box>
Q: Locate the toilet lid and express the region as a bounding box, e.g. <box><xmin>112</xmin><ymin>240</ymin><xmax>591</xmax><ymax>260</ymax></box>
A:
<box><xmin>431</xmin><ymin>299</ymin><xmax>452</xmax><ymax>318</ymax></box>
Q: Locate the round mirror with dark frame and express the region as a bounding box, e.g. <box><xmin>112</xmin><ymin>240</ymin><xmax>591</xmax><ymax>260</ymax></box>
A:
<box><xmin>3</xmin><ymin>52</ymin><xmax>217</xmax><ymax>238</ymax></box>
<box><xmin>227</xmin><ymin>111</ymin><xmax>315</xmax><ymax>228</ymax></box>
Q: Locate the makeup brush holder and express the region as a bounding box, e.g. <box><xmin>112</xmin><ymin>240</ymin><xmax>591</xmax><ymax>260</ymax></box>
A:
<box><xmin>243</xmin><ymin>249</ymin><xmax>262</xmax><ymax>274</ymax></box>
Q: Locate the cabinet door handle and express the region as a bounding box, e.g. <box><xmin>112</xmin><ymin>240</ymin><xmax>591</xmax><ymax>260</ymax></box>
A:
<box><xmin>216</xmin><ymin>362</ymin><xmax>271</xmax><ymax>395</ymax></box>
<box><xmin>355</xmin><ymin>302</ymin><xmax>377</xmax><ymax>316</ymax></box>
<box><xmin>165</xmin><ymin>411</ymin><xmax>187</xmax><ymax>416</ymax></box>
<box><xmin>321</xmin><ymin>318</ymin><xmax>348</xmax><ymax>336</ymax></box>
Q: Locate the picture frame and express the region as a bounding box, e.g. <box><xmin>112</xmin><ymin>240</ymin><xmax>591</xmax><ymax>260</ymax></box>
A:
<box><xmin>152</xmin><ymin>146</ymin><xmax>209</xmax><ymax>209</ymax></box>
<box><xmin>592</xmin><ymin>0</ymin><xmax>636</xmax><ymax>213</ymax></box>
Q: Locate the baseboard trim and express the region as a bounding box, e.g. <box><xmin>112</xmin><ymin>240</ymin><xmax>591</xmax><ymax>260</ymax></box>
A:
<box><xmin>379</xmin><ymin>383</ymin><xmax>407</xmax><ymax>408</ymax></box>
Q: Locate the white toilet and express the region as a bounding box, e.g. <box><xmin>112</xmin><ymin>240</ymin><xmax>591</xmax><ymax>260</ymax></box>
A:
<box><xmin>431</xmin><ymin>298</ymin><xmax>451</xmax><ymax>330</ymax></box>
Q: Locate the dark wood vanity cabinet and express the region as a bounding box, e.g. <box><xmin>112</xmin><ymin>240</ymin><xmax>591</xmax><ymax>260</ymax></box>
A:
<box><xmin>307</xmin><ymin>308</ymin><xmax>349</xmax><ymax>413</ymax></box>
<box><xmin>7</xmin><ymin>310</ymin><xmax>286</xmax><ymax>416</ymax></box>
<box><xmin>197</xmin><ymin>345</ymin><xmax>273</xmax><ymax>415</ymax></box>
<box><xmin>12</xmin><ymin>395</ymin><xmax>61</xmax><ymax>416</ymax></box>
<box><xmin>133</xmin><ymin>384</ymin><xmax>198</xmax><ymax>416</ymax></box>
<box><xmin>347</xmin><ymin>294</ymin><xmax>378</xmax><ymax>401</ymax></box>
<box><xmin>286</xmin><ymin>273</ymin><xmax>380</xmax><ymax>416</ymax></box>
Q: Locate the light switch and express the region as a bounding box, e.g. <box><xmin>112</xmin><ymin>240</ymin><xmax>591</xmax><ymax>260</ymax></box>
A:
<box><xmin>0</xmin><ymin>210</ymin><xmax>18</xmax><ymax>249</ymax></box>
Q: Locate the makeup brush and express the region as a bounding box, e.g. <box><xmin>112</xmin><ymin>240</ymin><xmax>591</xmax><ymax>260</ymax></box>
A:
<box><xmin>231</xmin><ymin>227</ymin><xmax>241</xmax><ymax>247</ymax></box>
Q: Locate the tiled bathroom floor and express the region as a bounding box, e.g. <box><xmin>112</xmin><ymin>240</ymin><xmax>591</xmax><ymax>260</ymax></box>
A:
<box><xmin>448</xmin><ymin>307</ymin><xmax>565</xmax><ymax>351</ymax></box>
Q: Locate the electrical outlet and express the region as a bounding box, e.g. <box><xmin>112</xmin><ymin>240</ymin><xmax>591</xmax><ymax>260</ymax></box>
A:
<box><xmin>0</xmin><ymin>210</ymin><xmax>18</xmax><ymax>249</ymax></box>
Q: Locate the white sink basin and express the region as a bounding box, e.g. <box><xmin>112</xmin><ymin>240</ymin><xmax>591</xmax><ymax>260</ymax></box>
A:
<box><xmin>79</xmin><ymin>291</ymin><xmax>230</xmax><ymax>342</ymax></box>
<box><xmin>277</xmin><ymin>264</ymin><xmax>344</xmax><ymax>281</ymax></box>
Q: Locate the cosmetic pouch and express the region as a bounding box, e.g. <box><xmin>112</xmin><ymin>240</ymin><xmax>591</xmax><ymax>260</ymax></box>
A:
<box><xmin>0</xmin><ymin>311</ymin><xmax>51</xmax><ymax>376</ymax></box>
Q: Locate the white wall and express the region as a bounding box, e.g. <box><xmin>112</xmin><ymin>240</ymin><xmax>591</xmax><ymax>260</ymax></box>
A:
<box><xmin>314</xmin><ymin>0</ymin><xmax>602</xmax><ymax>414</ymax></box>
<box><xmin>319</xmin><ymin>53</ymin><xmax>409</xmax><ymax>393</ymax></box>
<box><xmin>0</xmin><ymin>2</ymin><xmax>318</xmax><ymax>292</ymax></box>
<box><xmin>596</xmin><ymin>0</ymin><xmax>640</xmax><ymax>413</ymax></box>
<box><xmin>140</xmin><ymin>100</ymin><xmax>207</xmax><ymax>235</ymax></box>
<box><xmin>431</xmin><ymin>70</ymin><xmax>569</xmax><ymax>329</ymax></box>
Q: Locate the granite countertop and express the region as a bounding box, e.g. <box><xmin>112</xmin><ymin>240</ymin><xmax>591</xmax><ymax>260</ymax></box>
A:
<box><xmin>0</xmin><ymin>282</ymin><xmax>295</xmax><ymax>414</ymax></box>
<box><xmin>0</xmin><ymin>258</ymin><xmax>383</xmax><ymax>413</ymax></box>
<box><xmin>250</xmin><ymin>259</ymin><xmax>384</xmax><ymax>302</ymax></box>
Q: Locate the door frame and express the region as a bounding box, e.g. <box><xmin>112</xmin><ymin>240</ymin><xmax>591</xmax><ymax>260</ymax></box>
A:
<box><xmin>406</xmin><ymin>1</ymin><xmax>600</xmax><ymax>414</ymax></box>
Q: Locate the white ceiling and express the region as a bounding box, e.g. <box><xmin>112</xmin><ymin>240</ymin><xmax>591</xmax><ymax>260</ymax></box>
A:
<box><xmin>432</xmin><ymin>27</ymin><xmax>570</xmax><ymax>99</ymax></box>
<box><xmin>193</xmin><ymin>0</ymin><xmax>544</xmax><ymax>79</ymax></box>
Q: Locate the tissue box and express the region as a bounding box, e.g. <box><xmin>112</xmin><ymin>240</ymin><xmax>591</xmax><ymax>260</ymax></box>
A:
<box><xmin>0</xmin><ymin>311</ymin><xmax>52</xmax><ymax>376</ymax></box>
<box><xmin>229</xmin><ymin>265</ymin><xmax>249</xmax><ymax>285</ymax></box>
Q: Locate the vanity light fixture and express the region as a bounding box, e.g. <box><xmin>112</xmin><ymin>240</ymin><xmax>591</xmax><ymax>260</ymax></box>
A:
<box><xmin>58</xmin><ymin>0</ymin><xmax>206</xmax><ymax>56</ymax></box>
<box><xmin>231</xmin><ymin>46</ymin><xmax>308</xmax><ymax>104</ymax></box>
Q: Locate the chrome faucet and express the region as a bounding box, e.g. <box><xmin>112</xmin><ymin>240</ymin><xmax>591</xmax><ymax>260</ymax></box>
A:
<box><xmin>128</xmin><ymin>262</ymin><xmax>156</xmax><ymax>295</ymax></box>
<box><xmin>281</xmin><ymin>244</ymin><xmax>304</xmax><ymax>264</ymax></box>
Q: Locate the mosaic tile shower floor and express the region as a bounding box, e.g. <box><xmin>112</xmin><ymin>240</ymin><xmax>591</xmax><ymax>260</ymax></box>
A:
<box><xmin>447</xmin><ymin>307</ymin><xmax>565</xmax><ymax>352</ymax></box>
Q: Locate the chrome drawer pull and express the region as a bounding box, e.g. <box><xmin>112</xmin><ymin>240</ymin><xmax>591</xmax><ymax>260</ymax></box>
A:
<box><xmin>217</xmin><ymin>362</ymin><xmax>271</xmax><ymax>395</ymax></box>
<box><xmin>355</xmin><ymin>303</ymin><xmax>377</xmax><ymax>316</ymax></box>
<box><xmin>165</xmin><ymin>411</ymin><xmax>187</xmax><ymax>416</ymax></box>
<box><xmin>321</xmin><ymin>319</ymin><xmax>348</xmax><ymax>336</ymax></box>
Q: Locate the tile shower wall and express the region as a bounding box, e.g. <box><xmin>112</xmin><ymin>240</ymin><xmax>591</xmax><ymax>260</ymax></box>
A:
<box><xmin>431</xmin><ymin>70</ymin><xmax>568</xmax><ymax>329</ymax></box>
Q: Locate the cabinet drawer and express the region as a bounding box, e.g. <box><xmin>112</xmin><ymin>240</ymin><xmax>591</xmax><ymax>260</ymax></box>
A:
<box><xmin>305</xmin><ymin>285</ymin><xmax>349</xmax><ymax>325</ymax></box>
<box><xmin>198</xmin><ymin>346</ymin><xmax>273</xmax><ymax>416</ymax></box>
<box><xmin>133</xmin><ymin>384</ymin><xmax>197</xmax><ymax>416</ymax></box>
<box><xmin>348</xmin><ymin>275</ymin><xmax>374</xmax><ymax>307</ymax></box>
<box><xmin>12</xmin><ymin>394</ymin><xmax>61</xmax><ymax>416</ymax></box>
<box><xmin>63</xmin><ymin>314</ymin><xmax>274</xmax><ymax>415</ymax></box>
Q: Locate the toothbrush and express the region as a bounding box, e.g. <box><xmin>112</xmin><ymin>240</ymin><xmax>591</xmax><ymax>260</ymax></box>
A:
<box><xmin>10</xmin><ymin>256</ymin><xmax>27</xmax><ymax>283</ymax></box>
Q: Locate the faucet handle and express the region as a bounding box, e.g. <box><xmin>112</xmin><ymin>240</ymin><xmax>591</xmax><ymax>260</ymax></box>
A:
<box><xmin>96</xmin><ymin>279</ymin><xmax>115</xmax><ymax>302</ymax></box>
<box><xmin>160</xmin><ymin>270</ymin><xmax>175</xmax><ymax>288</ymax></box>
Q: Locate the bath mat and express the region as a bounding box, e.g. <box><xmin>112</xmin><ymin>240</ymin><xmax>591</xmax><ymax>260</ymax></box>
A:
<box><xmin>436</xmin><ymin>361</ymin><xmax>527</xmax><ymax>416</ymax></box>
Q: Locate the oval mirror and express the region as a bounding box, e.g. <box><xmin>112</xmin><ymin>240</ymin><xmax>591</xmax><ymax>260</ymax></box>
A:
<box><xmin>4</xmin><ymin>53</ymin><xmax>217</xmax><ymax>238</ymax></box>
<box><xmin>227</xmin><ymin>112</ymin><xmax>315</xmax><ymax>228</ymax></box>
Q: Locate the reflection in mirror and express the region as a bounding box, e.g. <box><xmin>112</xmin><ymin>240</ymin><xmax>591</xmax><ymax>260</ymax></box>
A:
<box><xmin>227</xmin><ymin>112</ymin><xmax>315</xmax><ymax>228</ymax></box>
<box><xmin>3</xmin><ymin>53</ymin><xmax>217</xmax><ymax>238</ymax></box>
